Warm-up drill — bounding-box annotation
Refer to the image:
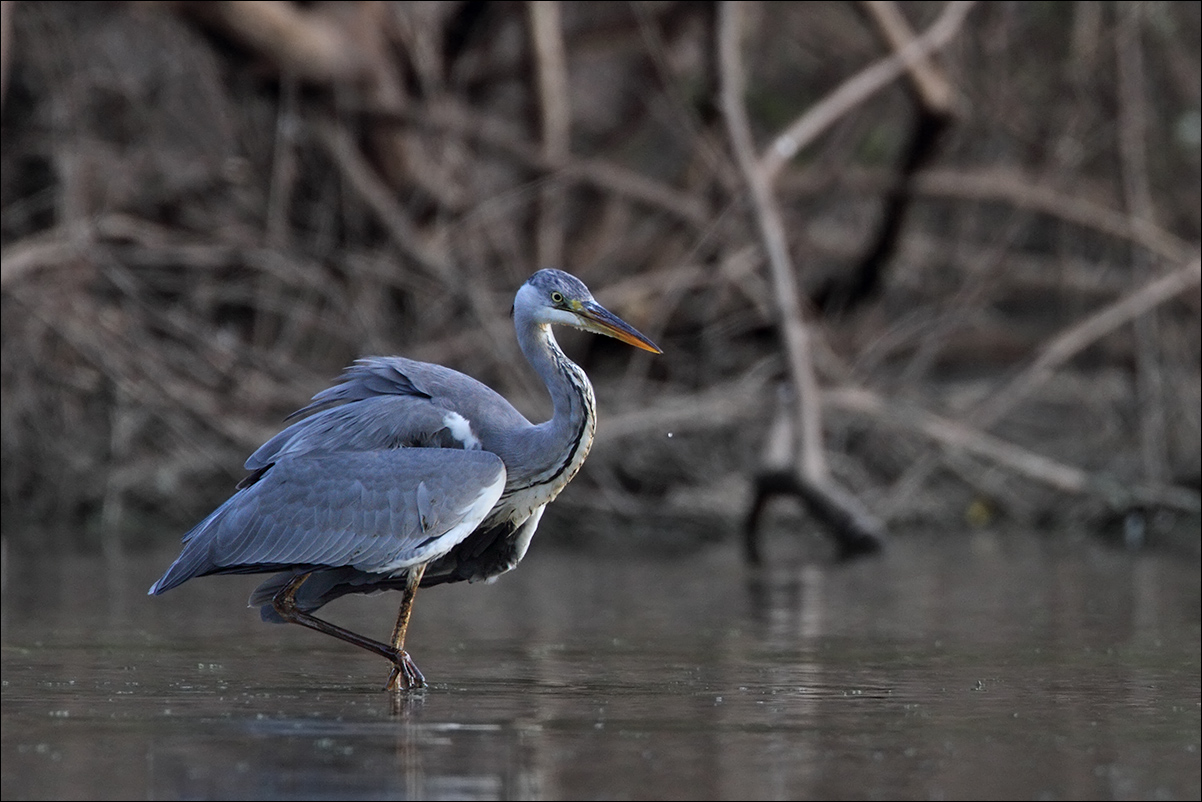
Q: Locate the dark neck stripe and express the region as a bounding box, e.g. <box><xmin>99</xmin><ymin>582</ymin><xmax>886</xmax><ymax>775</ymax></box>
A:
<box><xmin>503</xmin><ymin>350</ymin><xmax>594</xmax><ymax>497</ymax></box>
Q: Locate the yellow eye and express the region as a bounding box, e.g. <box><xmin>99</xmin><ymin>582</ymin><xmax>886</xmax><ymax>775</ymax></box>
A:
<box><xmin>550</xmin><ymin>291</ymin><xmax>564</xmax><ymax>304</ymax></box>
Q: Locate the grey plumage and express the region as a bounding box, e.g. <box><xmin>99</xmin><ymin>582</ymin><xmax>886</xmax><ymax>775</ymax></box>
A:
<box><xmin>148</xmin><ymin>269</ymin><xmax>661</xmax><ymax>690</ymax></box>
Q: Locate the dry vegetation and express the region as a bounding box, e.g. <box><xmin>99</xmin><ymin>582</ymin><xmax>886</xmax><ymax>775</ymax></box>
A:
<box><xmin>1</xmin><ymin>1</ymin><xmax>1199</xmax><ymax>556</ymax></box>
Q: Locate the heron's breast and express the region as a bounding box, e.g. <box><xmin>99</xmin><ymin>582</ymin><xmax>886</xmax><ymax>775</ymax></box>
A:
<box><xmin>497</xmin><ymin>419</ymin><xmax>595</xmax><ymax>524</ymax></box>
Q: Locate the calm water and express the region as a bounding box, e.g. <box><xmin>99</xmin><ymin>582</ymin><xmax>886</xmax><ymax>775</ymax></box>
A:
<box><xmin>2</xmin><ymin>530</ymin><xmax>1199</xmax><ymax>800</ymax></box>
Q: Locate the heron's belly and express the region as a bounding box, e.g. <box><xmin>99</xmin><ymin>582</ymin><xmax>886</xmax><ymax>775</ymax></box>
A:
<box><xmin>489</xmin><ymin>505</ymin><xmax>545</xmax><ymax>580</ymax></box>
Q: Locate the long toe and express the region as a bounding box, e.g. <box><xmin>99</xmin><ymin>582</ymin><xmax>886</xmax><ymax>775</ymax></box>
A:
<box><xmin>385</xmin><ymin>651</ymin><xmax>427</xmax><ymax>692</ymax></box>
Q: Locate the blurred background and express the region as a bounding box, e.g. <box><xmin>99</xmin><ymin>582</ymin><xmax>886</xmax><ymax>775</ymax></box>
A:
<box><xmin>1</xmin><ymin>0</ymin><xmax>1199</xmax><ymax>559</ymax></box>
<box><xmin>2</xmin><ymin>6</ymin><xmax>1200</xmax><ymax>799</ymax></box>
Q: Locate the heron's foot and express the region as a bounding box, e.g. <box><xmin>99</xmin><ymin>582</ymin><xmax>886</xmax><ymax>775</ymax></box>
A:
<box><xmin>384</xmin><ymin>650</ymin><xmax>427</xmax><ymax>692</ymax></box>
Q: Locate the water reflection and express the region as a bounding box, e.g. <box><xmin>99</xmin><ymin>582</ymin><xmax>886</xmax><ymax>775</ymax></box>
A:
<box><xmin>2</xmin><ymin>531</ymin><xmax>1199</xmax><ymax>800</ymax></box>
<box><xmin>148</xmin><ymin>711</ymin><xmax>543</xmax><ymax>800</ymax></box>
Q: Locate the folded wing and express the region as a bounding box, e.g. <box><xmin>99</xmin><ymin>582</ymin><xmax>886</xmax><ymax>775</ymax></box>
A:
<box><xmin>149</xmin><ymin>448</ymin><xmax>506</xmax><ymax>595</ymax></box>
<box><xmin>243</xmin><ymin>357</ymin><xmax>529</xmax><ymax>471</ymax></box>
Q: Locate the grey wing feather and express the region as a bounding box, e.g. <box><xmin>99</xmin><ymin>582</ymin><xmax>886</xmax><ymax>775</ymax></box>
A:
<box><xmin>148</xmin><ymin>448</ymin><xmax>506</xmax><ymax>595</ymax></box>
<box><xmin>288</xmin><ymin>358</ymin><xmax>430</xmax><ymax>418</ymax></box>
<box><xmin>416</xmin><ymin>480</ymin><xmax>433</xmax><ymax>532</ymax></box>
<box><xmin>245</xmin><ymin>357</ymin><xmax>529</xmax><ymax>470</ymax></box>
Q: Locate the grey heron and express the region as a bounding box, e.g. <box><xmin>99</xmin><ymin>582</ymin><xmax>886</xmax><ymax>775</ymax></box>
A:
<box><xmin>149</xmin><ymin>269</ymin><xmax>661</xmax><ymax>691</ymax></box>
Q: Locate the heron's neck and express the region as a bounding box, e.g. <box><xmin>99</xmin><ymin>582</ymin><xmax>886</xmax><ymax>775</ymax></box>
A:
<box><xmin>513</xmin><ymin>320</ymin><xmax>597</xmax><ymax>490</ymax></box>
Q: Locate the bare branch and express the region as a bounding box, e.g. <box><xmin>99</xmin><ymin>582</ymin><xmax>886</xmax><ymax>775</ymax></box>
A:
<box><xmin>976</xmin><ymin>256</ymin><xmax>1201</xmax><ymax>428</ymax></box>
<box><xmin>1</xmin><ymin>0</ymin><xmax>14</xmax><ymax>109</ymax></box>
<box><xmin>180</xmin><ymin>1</ymin><xmax>372</xmax><ymax>83</ymax></box>
<box><xmin>759</xmin><ymin>0</ymin><xmax>975</xmax><ymax>183</ymax></box>
<box><xmin>911</xmin><ymin>168</ymin><xmax>1194</xmax><ymax>263</ymax></box>
<box><xmin>825</xmin><ymin>386</ymin><xmax>1201</xmax><ymax>514</ymax></box>
<box><xmin>1116</xmin><ymin>4</ymin><xmax>1169</xmax><ymax>485</ymax></box>
<box><xmin>718</xmin><ymin>1</ymin><xmax>885</xmax><ymax>550</ymax></box>
<box><xmin>364</xmin><ymin>102</ymin><xmax>709</xmax><ymax>227</ymax></box>
<box><xmin>860</xmin><ymin>0</ymin><xmax>954</xmax><ymax>113</ymax></box>
<box><xmin>528</xmin><ymin>1</ymin><xmax>571</xmax><ymax>267</ymax></box>
<box><xmin>718</xmin><ymin>1</ymin><xmax>824</xmax><ymax>481</ymax></box>
<box><xmin>313</xmin><ymin>120</ymin><xmax>456</xmax><ymax>285</ymax></box>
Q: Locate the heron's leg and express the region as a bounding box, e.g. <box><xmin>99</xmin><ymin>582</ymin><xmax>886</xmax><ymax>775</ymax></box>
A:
<box><xmin>385</xmin><ymin>564</ymin><xmax>428</xmax><ymax>691</ymax></box>
<box><xmin>271</xmin><ymin>572</ymin><xmax>401</xmax><ymax>667</ymax></box>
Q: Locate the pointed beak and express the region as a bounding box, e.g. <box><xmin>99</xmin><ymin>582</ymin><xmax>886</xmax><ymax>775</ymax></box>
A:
<box><xmin>576</xmin><ymin>300</ymin><xmax>663</xmax><ymax>354</ymax></box>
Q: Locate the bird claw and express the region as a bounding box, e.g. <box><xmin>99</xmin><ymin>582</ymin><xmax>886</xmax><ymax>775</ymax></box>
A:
<box><xmin>385</xmin><ymin>651</ymin><xmax>427</xmax><ymax>692</ymax></box>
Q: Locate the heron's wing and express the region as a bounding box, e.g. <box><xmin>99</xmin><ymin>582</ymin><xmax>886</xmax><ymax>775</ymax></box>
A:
<box><xmin>288</xmin><ymin>357</ymin><xmax>434</xmax><ymax>416</ymax></box>
<box><xmin>245</xmin><ymin>357</ymin><xmax>530</xmax><ymax>471</ymax></box>
<box><xmin>148</xmin><ymin>448</ymin><xmax>506</xmax><ymax>595</ymax></box>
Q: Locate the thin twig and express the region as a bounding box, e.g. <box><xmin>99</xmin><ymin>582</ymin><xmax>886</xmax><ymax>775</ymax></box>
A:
<box><xmin>860</xmin><ymin>0</ymin><xmax>955</xmax><ymax>113</ymax></box>
<box><xmin>180</xmin><ymin>1</ymin><xmax>371</xmax><ymax>83</ymax></box>
<box><xmin>882</xmin><ymin>254</ymin><xmax>1201</xmax><ymax>518</ymax></box>
<box><xmin>1116</xmin><ymin>4</ymin><xmax>1168</xmax><ymax>485</ymax></box>
<box><xmin>1</xmin><ymin>0</ymin><xmax>15</xmax><ymax>110</ymax></box>
<box><xmin>313</xmin><ymin>119</ymin><xmax>456</xmax><ymax>285</ymax></box>
<box><xmin>910</xmin><ymin>168</ymin><xmax>1194</xmax><ymax>263</ymax></box>
<box><xmin>361</xmin><ymin>102</ymin><xmax>709</xmax><ymax>227</ymax></box>
<box><xmin>825</xmin><ymin>386</ymin><xmax>1201</xmax><ymax>514</ymax></box>
<box><xmin>975</xmin><ymin>256</ymin><xmax>1201</xmax><ymax>427</ymax></box>
<box><xmin>265</xmin><ymin>73</ymin><xmax>299</xmax><ymax>249</ymax></box>
<box><xmin>759</xmin><ymin>0</ymin><xmax>975</xmax><ymax>183</ymax></box>
<box><xmin>528</xmin><ymin>0</ymin><xmax>570</xmax><ymax>267</ymax></box>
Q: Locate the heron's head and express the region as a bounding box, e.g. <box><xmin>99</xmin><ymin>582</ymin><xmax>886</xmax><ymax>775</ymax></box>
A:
<box><xmin>514</xmin><ymin>269</ymin><xmax>662</xmax><ymax>354</ymax></box>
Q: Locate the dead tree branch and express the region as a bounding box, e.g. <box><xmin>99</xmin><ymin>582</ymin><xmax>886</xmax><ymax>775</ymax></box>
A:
<box><xmin>826</xmin><ymin>386</ymin><xmax>1201</xmax><ymax>515</ymax></box>
<box><xmin>719</xmin><ymin>1</ymin><xmax>884</xmax><ymax>558</ymax></box>
<box><xmin>1116</xmin><ymin>4</ymin><xmax>1169</xmax><ymax>485</ymax></box>
<box><xmin>860</xmin><ymin>0</ymin><xmax>955</xmax><ymax>113</ymax></box>
<box><xmin>759</xmin><ymin>0</ymin><xmax>975</xmax><ymax>184</ymax></box>
<box><xmin>977</xmin><ymin>255</ymin><xmax>1201</xmax><ymax>427</ymax></box>
<box><xmin>528</xmin><ymin>0</ymin><xmax>570</xmax><ymax>268</ymax></box>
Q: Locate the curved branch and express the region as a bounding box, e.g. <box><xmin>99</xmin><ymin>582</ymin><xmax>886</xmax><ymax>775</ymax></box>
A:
<box><xmin>759</xmin><ymin>0</ymin><xmax>975</xmax><ymax>183</ymax></box>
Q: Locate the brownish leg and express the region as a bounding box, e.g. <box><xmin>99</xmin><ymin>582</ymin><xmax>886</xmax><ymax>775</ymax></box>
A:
<box><xmin>385</xmin><ymin>564</ymin><xmax>428</xmax><ymax>691</ymax></box>
<box><xmin>271</xmin><ymin>572</ymin><xmax>411</xmax><ymax>682</ymax></box>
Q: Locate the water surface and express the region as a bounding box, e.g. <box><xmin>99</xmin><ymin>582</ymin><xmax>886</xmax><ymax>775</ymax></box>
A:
<box><xmin>2</xmin><ymin>530</ymin><xmax>1199</xmax><ymax>800</ymax></box>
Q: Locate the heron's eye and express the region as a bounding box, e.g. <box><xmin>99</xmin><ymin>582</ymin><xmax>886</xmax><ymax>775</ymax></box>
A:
<box><xmin>550</xmin><ymin>291</ymin><xmax>564</xmax><ymax>304</ymax></box>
